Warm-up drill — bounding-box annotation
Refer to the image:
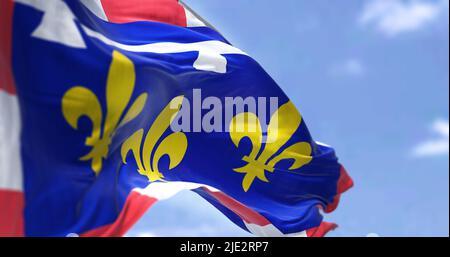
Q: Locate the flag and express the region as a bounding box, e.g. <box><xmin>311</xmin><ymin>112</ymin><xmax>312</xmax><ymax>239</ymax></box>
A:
<box><xmin>0</xmin><ymin>0</ymin><xmax>353</xmax><ymax>237</ymax></box>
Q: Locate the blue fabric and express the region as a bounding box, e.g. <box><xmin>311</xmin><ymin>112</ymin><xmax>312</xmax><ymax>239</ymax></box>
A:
<box><xmin>12</xmin><ymin>1</ymin><xmax>344</xmax><ymax>236</ymax></box>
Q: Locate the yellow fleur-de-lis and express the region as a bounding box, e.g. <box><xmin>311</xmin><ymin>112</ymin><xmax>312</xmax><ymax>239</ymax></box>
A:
<box><xmin>62</xmin><ymin>51</ymin><xmax>148</xmax><ymax>175</ymax></box>
<box><xmin>121</xmin><ymin>96</ymin><xmax>188</xmax><ymax>182</ymax></box>
<box><xmin>229</xmin><ymin>101</ymin><xmax>313</xmax><ymax>192</ymax></box>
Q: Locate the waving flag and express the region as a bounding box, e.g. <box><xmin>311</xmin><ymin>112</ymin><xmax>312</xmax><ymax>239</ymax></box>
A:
<box><xmin>0</xmin><ymin>0</ymin><xmax>353</xmax><ymax>237</ymax></box>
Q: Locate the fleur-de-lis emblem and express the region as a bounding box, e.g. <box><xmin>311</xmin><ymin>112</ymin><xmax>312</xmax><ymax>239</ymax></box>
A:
<box><xmin>62</xmin><ymin>51</ymin><xmax>148</xmax><ymax>175</ymax></box>
<box><xmin>229</xmin><ymin>101</ymin><xmax>312</xmax><ymax>192</ymax></box>
<box><xmin>121</xmin><ymin>96</ymin><xmax>188</xmax><ymax>182</ymax></box>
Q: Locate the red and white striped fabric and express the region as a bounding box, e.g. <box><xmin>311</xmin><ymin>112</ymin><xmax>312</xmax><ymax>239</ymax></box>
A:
<box><xmin>0</xmin><ymin>0</ymin><xmax>24</xmax><ymax>237</ymax></box>
<box><xmin>80</xmin><ymin>0</ymin><xmax>207</xmax><ymax>27</ymax></box>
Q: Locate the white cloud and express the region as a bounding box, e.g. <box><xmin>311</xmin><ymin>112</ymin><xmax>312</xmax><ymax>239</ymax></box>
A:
<box><xmin>359</xmin><ymin>0</ymin><xmax>448</xmax><ymax>36</ymax></box>
<box><xmin>330</xmin><ymin>58</ymin><xmax>365</xmax><ymax>77</ymax></box>
<box><xmin>412</xmin><ymin>119</ymin><xmax>449</xmax><ymax>157</ymax></box>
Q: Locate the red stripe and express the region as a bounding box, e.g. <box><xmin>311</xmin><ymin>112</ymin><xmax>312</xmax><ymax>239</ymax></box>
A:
<box><xmin>81</xmin><ymin>191</ymin><xmax>157</xmax><ymax>237</ymax></box>
<box><xmin>100</xmin><ymin>0</ymin><xmax>187</xmax><ymax>26</ymax></box>
<box><xmin>0</xmin><ymin>0</ymin><xmax>16</xmax><ymax>94</ymax></box>
<box><xmin>325</xmin><ymin>165</ymin><xmax>354</xmax><ymax>213</ymax></box>
<box><xmin>306</xmin><ymin>222</ymin><xmax>337</xmax><ymax>237</ymax></box>
<box><xmin>202</xmin><ymin>188</ymin><xmax>271</xmax><ymax>226</ymax></box>
<box><xmin>0</xmin><ymin>190</ymin><xmax>24</xmax><ymax>237</ymax></box>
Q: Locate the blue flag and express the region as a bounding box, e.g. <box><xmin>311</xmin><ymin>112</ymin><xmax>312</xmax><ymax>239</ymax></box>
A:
<box><xmin>0</xmin><ymin>0</ymin><xmax>352</xmax><ymax>236</ymax></box>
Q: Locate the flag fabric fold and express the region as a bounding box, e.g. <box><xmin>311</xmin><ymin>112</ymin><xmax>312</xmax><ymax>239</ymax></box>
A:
<box><xmin>0</xmin><ymin>0</ymin><xmax>353</xmax><ymax>237</ymax></box>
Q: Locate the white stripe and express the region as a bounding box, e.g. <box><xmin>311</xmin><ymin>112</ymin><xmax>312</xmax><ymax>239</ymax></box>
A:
<box><xmin>244</xmin><ymin>222</ymin><xmax>308</xmax><ymax>237</ymax></box>
<box><xmin>183</xmin><ymin>7</ymin><xmax>206</xmax><ymax>27</ymax></box>
<box><xmin>244</xmin><ymin>222</ymin><xmax>284</xmax><ymax>237</ymax></box>
<box><xmin>0</xmin><ymin>91</ymin><xmax>23</xmax><ymax>191</ymax></box>
<box><xmin>315</xmin><ymin>141</ymin><xmax>331</xmax><ymax>147</ymax></box>
<box><xmin>80</xmin><ymin>0</ymin><xmax>108</xmax><ymax>21</ymax></box>
<box><xmin>133</xmin><ymin>181</ymin><xmax>219</xmax><ymax>200</ymax></box>
<box><xmin>16</xmin><ymin>0</ymin><xmax>245</xmax><ymax>73</ymax></box>
<box><xmin>15</xmin><ymin>0</ymin><xmax>86</xmax><ymax>48</ymax></box>
<box><xmin>81</xmin><ymin>25</ymin><xmax>247</xmax><ymax>73</ymax></box>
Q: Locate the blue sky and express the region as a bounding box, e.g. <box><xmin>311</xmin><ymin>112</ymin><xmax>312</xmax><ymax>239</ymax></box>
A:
<box><xmin>128</xmin><ymin>0</ymin><xmax>449</xmax><ymax>237</ymax></box>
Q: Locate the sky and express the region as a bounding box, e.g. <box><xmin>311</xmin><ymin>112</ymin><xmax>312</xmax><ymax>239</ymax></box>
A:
<box><xmin>128</xmin><ymin>0</ymin><xmax>449</xmax><ymax>237</ymax></box>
